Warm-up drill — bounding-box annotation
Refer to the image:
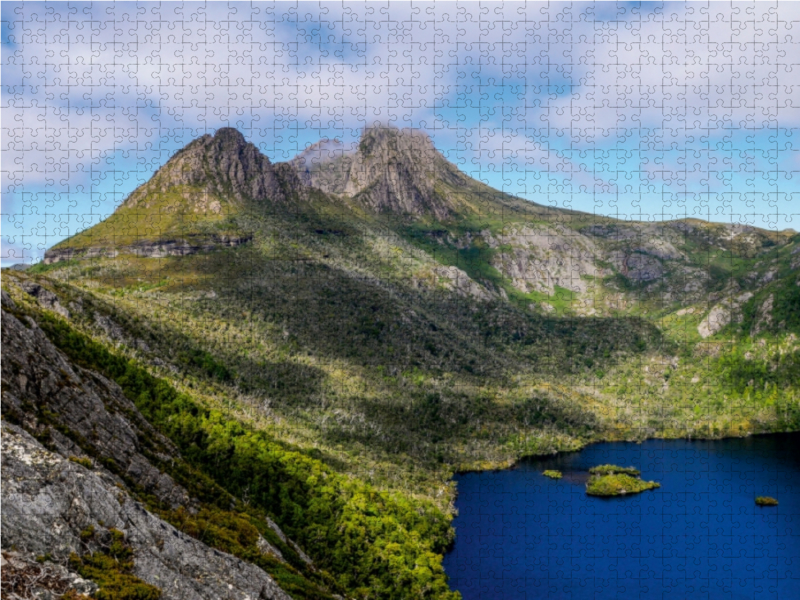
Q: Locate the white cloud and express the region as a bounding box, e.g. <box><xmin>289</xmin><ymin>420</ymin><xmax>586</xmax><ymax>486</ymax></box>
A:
<box><xmin>2</xmin><ymin>1</ymin><xmax>799</xmax><ymax>266</ymax></box>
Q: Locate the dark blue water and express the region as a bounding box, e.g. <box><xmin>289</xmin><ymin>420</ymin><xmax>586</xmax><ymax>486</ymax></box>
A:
<box><xmin>443</xmin><ymin>434</ymin><xmax>800</xmax><ymax>600</ymax></box>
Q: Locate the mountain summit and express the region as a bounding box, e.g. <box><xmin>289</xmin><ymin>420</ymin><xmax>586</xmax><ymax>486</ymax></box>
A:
<box><xmin>292</xmin><ymin>125</ymin><xmax>474</xmax><ymax>219</ymax></box>
<box><xmin>124</xmin><ymin>127</ymin><xmax>285</xmax><ymax>210</ymax></box>
<box><xmin>7</xmin><ymin>122</ymin><xmax>800</xmax><ymax>600</ymax></box>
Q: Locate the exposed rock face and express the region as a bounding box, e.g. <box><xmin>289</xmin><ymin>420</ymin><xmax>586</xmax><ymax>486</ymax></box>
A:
<box><xmin>1</xmin><ymin>292</ymin><xmax>307</xmax><ymax>599</ymax></box>
<box><xmin>1</xmin><ymin>307</ymin><xmax>190</xmax><ymax>509</ymax></box>
<box><xmin>292</xmin><ymin>126</ymin><xmax>465</xmax><ymax>219</ymax></box>
<box><xmin>485</xmin><ymin>224</ymin><xmax>601</xmax><ymax>294</ymax></box>
<box><xmin>125</xmin><ymin>128</ymin><xmax>284</xmax><ymax>209</ymax></box>
<box><xmin>750</xmin><ymin>293</ymin><xmax>775</xmax><ymax>336</ymax></box>
<box><xmin>19</xmin><ymin>281</ymin><xmax>70</xmax><ymax>318</ymax></box>
<box><xmin>698</xmin><ymin>291</ymin><xmax>754</xmax><ymax>338</ymax></box>
<box><xmin>44</xmin><ymin>234</ymin><xmax>252</xmax><ymax>264</ymax></box>
<box><xmin>612</xmin><ymin>251</ymin><xmax>665</xmax><ymax>283</ymax></box>
<box><xmin>412</xmin><ymin>264</ymin><xmax>493</xmax><ymax>300</ymax></box>
<box><xmin>1</xmin><ymin>422</ymin><xmax>292</xmax><ymax>600</ymax></box>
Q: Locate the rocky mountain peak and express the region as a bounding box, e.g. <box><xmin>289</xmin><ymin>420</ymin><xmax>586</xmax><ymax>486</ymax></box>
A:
<box><xmin>291</xmin><ymin>124</ymin><xmax>462</xmax><ymax>220</ymax></box>
<box><xmin>124</xmin><ymin>128</ymin><xmax>284</xmax><ymax>209</ymax></box>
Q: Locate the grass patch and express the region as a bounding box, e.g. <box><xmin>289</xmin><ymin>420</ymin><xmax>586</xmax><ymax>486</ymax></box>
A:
<box><xmin>69</xmin><ymin>528</ymin><xmax>162</xmax><ymax>600</ymax></box>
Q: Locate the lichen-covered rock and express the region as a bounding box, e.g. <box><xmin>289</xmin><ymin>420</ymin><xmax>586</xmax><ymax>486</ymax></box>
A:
<box><xmin>1</xmin><ymin>308</ymin><xmax>190</xmax><ymax>509</ymax></box>
<box><xmin>1</xmin><ymin>550</ymin><xmax>99</xmax><ymax>599</ymax></box>
<box><xmin>1</xmin><ymin>422</ymin><xmax>292</xmax><ymax>600</ymax></box>
<box><xmin>485</xmin><ymin>224</ymin><xmax>601</xmax><ymax>294</ymax></box>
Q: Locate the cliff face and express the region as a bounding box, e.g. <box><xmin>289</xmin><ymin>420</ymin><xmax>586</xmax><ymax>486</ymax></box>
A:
<box><xmin>0</xmin><ymin>289</ymin><xmax>307</xmax><ymax>600</ymax></box>
<box><xmin>44</xmin><ymin>234</ymin><xmax>252</xmax><ymax>265</ymax></box>
<box><xmin>291</xmin><ymin>126</ymin><xmax>468</xmax><ymax>219</ymax></box>
<box><xmin>43</xmin><ymin>128</ymin><xmax>291</xmax><ymax>265</ymax></box>
<box><xmin>124</xmin><ymin>127</ymin><xmax>285</xmax><ymax>209</ymax></box>
<box><xmin>2</xmin><ymin>422</ymin><xmax>292</xmax><ymax>600</ymax></box>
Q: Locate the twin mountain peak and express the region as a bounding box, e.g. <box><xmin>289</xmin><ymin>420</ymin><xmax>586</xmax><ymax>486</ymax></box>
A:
<box><xmin>48</xmin><ymin>126</ymin><xmax>495</xmax><ymax>262</ymax></box>
<box><xmin>45</xmin><ymin>126</ymin><xmax>797</xmax><ymax>338</ymax></box>
<box><xmin>124</xmin><ymin>125</ymin><xmax>461</xmax><ymax>218</ymax></box>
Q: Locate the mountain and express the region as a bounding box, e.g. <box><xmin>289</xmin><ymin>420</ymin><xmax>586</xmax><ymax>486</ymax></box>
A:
<box><xmin>4</xmin><ymin>125</ymin><xmax>799</xmax><ymax>599</ymax></box>
<box><xmin>44</xmin><ymin>128</ymin><xmax>301</xmax><ymax>264</ymax></box>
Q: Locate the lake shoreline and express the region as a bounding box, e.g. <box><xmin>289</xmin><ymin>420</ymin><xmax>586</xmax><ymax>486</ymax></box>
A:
<box><xmin>443</xmin><ymin>431</ymin><xmax>800</xmax><ymax>600</ymax></box>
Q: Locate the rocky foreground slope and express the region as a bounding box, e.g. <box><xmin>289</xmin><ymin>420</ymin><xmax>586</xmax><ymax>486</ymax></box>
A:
<box><xmin>1</xmin><ymin>289</ymin><xmax>329</xmax><ymax>600</ymax></box>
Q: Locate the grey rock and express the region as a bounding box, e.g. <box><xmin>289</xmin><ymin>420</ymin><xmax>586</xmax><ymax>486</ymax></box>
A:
<box><xmin>1</xmin><ymin>308</ymin><xmax>189</xmax><ymax>509</ymax></box>
<box><xmin>698</xmin><ymin>291</ymin><xmax>753</xmax><ymax>338</ymax></box>
<box><xmin>19</xmin><ymin>282</ymin><xmax>69</xmax><ymax>319</ymax></box>
<box><xmin>126</xmin><ymin>128</ymin><xmax>284</xmax><ymax>208</ymax></box>
<box><xmin>291</xmin><ymin>126</ymin><xmax>465</xmax><ymax>219</ymax></box>
<box><xmin>1</xmin><ymin>288</ymin><xmax>16</xmax><ymax>308</ymax></box>
<box><xmin>44</xmin><ymin>234</ymin><xmax>252</xmax><ymax>265</ymax></box>
<box><xmin>1</xmin><ymin>422</ymin><xmax>292</xmax><ymax>600</ymax></box>
<box><xmin>750</xmin><ymin>293</ymin><xmax>775</xmax><ymax>336</ymax></box>
<box><xmin>485</xmin><ymin>224</ymin><xmax>601</xmax><ymax>294</ymax></box>
<box><xmin>0</xmin><ymin>550</ymin><xmax>99</xmax><ymax>599</ymax></box>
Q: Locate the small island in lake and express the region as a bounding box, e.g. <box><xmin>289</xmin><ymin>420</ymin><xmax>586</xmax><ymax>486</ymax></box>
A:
<box><xmin>586</xmin><ymin>464</ymin><xmax>660</xmax><ymax>496</ymax></box>
<box><xmin>543</xmin><ymin>470</ymin><xmax>563</xmax><ymax>479</ymax></box>
<box><xmin>756</xmin><ymin>496</ymin><xmax>779</xmax><ymax>506</ymax></box>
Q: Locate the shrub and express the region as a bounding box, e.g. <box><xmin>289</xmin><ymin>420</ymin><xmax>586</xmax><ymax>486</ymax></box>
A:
<box><xmin>756</xmin><ymin>496</ymin><xmax>778</xmax><ymax>506</ymax></box>
<box><xmin>69</xmin><ymin>456</ymin><xmax>94</xmax><ymax>469</ymax></box>
<box><xmin>69</xmin><ymin>529</ymin><xmax>162</xmax><ymax>600</ymax></box>
<box><xmin>586</xmin><ymin>474</ymin><xmax>659</xmax><ymax>497</ymax></box>
<box><xmin>588</xmin><ymin>464</ymin><xmax>641</xmax><ymax>477</ymax></box>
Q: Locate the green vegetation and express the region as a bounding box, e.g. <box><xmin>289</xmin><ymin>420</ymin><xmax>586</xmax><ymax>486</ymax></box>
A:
<box><xmin>156</xmin><ymin>507</ymin><xmax>339</xmax><ymax>600</ymax></box>
<box><xmin>586</xmin><ymin>473</ymin><xmax>660</xmax><ymax>497</ymax></box>
<box><xmin>8</xmin><ymin>127</ymin><xmax>800</xmax><ymax>600</ymax></box>
<box><xmin>542</xmin><ymin>470</ymin><xmax>562</xmax><ymax>479</ymax></box>
<box><xmin>756</xmin><ymin>496</ymin><xmax>779</xmax><ymax>506</ymax></box>
<box><xmin>69</xmin><ymin>528</ymin><xmax>162</xmax><ymax>600</ymax></box>
<box><xmin>29</xmin><ymin>306</ymin><xmax>459</xmax><ymax>600</ymax></box>
<box><xmin>589</xmin><ymin>465</ymin><xmax>641</xmax><ymax>477</ymax></box>
<box><xmin>69</xmin><ymin>456</ymin><xmax>94</xmax><ymax>469</ymax></box>
<box><xmin>52</xmin><ymin>184</ymin><xmax>244</xmax><ymax>251</ymax></box>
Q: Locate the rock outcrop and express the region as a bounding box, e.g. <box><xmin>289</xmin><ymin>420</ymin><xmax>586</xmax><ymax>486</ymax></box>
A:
<box><xmin>484</xmin><ymin>224</ymin><xmax>601</xmax><ymax>294</ymax></box>
<box><xmin>698</xmin><ymin>290</ymin><xmax>754</xmax><ymax>338</ymax></box>
<box><xmin>125</xmin><ymin>128</ymin><xmax>285</xmax><ymax>209</ymax></box>
<box><xmin>0</xmin><ymin>291</ymin><xmax>304</xmax><ymax>600</ymax></box>
<box><xmin>292</xmin><ymin>126</ymin><xmax>468</xmax><ymax>219</ymax></box>
<box><xmin>44</xmin><ymin>234</ymin><xmax>252</xmax><ymax>264</ymax></box>
<box><xmin>1</xmin><ymin>306</ymin><xmax>190</xmax><ymax>508</ymax></box>
<box><xmin>2</xmin><ymin>422</ymin><xmax>292</xmax><ymax>600</ymax></box>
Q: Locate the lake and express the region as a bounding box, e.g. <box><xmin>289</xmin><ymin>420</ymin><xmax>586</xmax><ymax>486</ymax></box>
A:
<box><xmin>443</xmin><ymin>433</ymin><xmax>800</xmax><ymax>599</ymax></box>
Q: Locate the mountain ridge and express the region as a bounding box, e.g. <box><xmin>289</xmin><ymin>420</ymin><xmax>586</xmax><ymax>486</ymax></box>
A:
<box><xmin>6</xmin><ymin>124</ymin><xmax>799</xmax><ymax>600</ymax></box>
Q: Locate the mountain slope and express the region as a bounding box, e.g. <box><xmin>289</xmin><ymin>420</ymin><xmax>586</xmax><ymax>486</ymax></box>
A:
<box><xmin>1</xmin><ymin>289</ymin><xmax>338</xmax><ymax>600</ymax></box>
<box><xmin>45</xmin><ymin>128</ymin><xmax>298</xmax><ymax>263</ymax></box>
<box><xmin>6</xmin><ymin>125</ymin><xmax>799</xmax><ymax>599</ymax></box>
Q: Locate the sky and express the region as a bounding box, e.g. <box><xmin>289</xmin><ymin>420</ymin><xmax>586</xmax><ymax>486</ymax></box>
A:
<box><xmin>3</xmin><ymin>1</ymin><xmax>799</xmax><ymax>265</ymax></box>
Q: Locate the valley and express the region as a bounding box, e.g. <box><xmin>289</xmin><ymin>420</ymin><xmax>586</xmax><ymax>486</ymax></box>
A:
<box><xmin>3</xmin><ymin>126</ymin><xmax>799</xmax><ymax>599</ymax></box>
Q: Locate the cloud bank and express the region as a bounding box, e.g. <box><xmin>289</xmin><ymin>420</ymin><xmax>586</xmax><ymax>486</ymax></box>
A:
<box><xmin>3</xmin><ymin>1</ymin><xmax>799</xmax><ymax>264</ymax></box>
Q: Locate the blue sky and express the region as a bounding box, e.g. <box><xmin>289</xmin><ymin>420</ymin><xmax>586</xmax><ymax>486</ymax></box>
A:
<box><xmin>3</xmin><ymin>1</ymin><xmax>799</xmax><ymax>265</ymax></box>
